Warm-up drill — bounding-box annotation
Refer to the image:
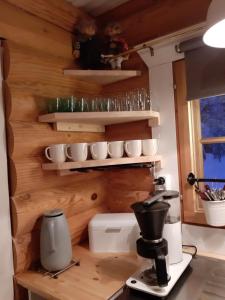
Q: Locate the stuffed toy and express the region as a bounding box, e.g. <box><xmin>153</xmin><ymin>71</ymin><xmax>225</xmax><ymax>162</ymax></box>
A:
<box><xmin>102</xmin><ymin>22</ymin><xmax>129</xmax><ymax>69</ymax></box>
<box><xmin>73</xmin><ymin>19</ymin><xmax>104</xmax><ymax>70</ymax></box>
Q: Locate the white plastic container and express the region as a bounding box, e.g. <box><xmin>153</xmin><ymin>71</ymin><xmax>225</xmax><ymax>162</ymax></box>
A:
<box><xmin>202</xmin><ymin>200</ymin><xmax>225</xmax><ymax>227</ymax></box>
<box><xmin>88</xmin><ymin>213</ymin><xmax>139</xmax><ymax>253</ymax></box>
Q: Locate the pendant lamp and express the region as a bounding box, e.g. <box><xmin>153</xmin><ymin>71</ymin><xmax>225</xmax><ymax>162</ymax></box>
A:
<box><xmin>203</xmin><ymin>0</ymin><xmax>225</xmax><ymax>48</ymax></box>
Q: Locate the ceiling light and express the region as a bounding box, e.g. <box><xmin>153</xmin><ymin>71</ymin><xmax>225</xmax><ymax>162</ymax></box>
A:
<box><xmin>203</xmin><ymin>0</ymin><xmax>225</xmax><ymax>48</ymax></box>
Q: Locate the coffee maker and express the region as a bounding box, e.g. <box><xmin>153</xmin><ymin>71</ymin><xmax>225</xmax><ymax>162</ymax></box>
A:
<box><xmin>126</xmin><ymin>191</ymin><xmax>192</xmax><ymax>297</ymax></box>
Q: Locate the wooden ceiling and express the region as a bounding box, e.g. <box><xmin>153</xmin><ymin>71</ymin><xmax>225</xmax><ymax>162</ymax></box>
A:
<box><xmin>67</xmin><ymin>0</ymin><xmax>130</xmax><ymax>16</ymax></box>
<box><xmin>97</xmin><ymin>0</ymin><xmax>212</xmax><ymax>47</ymax></box>
<box><xmin>64</xmin><ymin>0</ymin><xmax>212</xmax><ymax>47</ymax></box>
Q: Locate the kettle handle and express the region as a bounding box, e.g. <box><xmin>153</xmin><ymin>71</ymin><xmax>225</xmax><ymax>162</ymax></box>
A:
<box><xmin>47</xmin><ymin>219</ymin><xmax>56</xmax><ymax>253</ymax></box>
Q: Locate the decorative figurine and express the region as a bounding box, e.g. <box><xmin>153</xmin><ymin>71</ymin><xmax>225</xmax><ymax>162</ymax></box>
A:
<box><xmin>102</xmin><ymin>22</ymin><xmax>129</xmax><ymax>69</ymax></box>
<box><xmin>73</xmin><ymin>19</ymin><xmax>104</xmax><ymax>70</ymax></box>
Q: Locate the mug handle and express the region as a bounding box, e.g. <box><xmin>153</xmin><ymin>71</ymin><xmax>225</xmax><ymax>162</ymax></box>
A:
<box><xmin>125</xmin><ymin>142</ymin><xmax>132</xmax><ymax>156</ymax></box>
<box><xmin>45</xmin><ymin>147</ymin><xmax>52</xmax><ymax>161</ymax></box>
<box><xmin>107</xmin><ymin>142</ymin><xmax>113</xmax><ymax>157</ymax></box>
<box><xmin>65</xmin><ymin>145</ymin><xmax>72</xmax><ymax>160</ymax></box>
<box><xmin>90</xmin><ymin>144</ymin><xmax>97</xmax><ymax>159</ymax></box>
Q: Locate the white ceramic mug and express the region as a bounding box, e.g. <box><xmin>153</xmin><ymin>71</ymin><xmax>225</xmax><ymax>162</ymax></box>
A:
<box><xmin>66</xmin><ymin>143</ymin><xmax>88</xmax><ymax>162</ymax></box>
<box><xmin>90</xmin><ymin>142</ymin><xmax>108</xmax><ymax>160</ymax></box>
<box><xmin>107</xmin><ymin>141</ymin><xmax>124</xmax><ymax>158</ymax></box>
<box><xmin>45</xmin><ymin>144</ymin><xmax>66</xmax><ymax>163</ymax></box>
<box><xmin>125</xmin><ymin>140</ymin><xmax>142</xmax><ymax>158</ymax></box>
<box><xmin>142</xmin><ymin>139</ymin><xmax>158</xmax><ymax>156</ymax></box>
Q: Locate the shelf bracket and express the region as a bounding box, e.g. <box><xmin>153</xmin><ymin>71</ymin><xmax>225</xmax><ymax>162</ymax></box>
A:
<box><xmin>58</xmin><ymin>162</ymin><xmax>158</xmax><ymax>176</ymax></box>
<box><xmin>53</xmin><ymin>122</ymin><xmax>105</xmax><ymax>133</ymax></box>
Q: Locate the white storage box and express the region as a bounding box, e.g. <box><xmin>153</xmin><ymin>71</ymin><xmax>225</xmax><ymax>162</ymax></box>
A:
<box><xmin>88</xmin><ymin>213</ymin><xmax>139</xmax><ymax>253</ymax></box>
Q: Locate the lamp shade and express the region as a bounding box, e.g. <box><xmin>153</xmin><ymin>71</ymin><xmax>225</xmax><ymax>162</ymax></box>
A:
<box><xmin>203</xmin><ymin>0</ymin><xmax>225</xmax><ymax>48</ymax></box>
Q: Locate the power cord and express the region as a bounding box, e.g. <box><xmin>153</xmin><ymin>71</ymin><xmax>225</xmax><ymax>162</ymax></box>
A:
<box><xmin>182</xmin><ymin>244</ymin><xmax>198</xmax><ymax>258</ymax></box>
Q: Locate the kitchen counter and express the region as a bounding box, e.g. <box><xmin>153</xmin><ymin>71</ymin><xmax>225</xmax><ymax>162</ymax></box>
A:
<box><xmin>115</xmin><ymin>255</ymin><xmax>225</xmax><ymax>300</ymax></box>
<box><xmin>16</xmin><ymin>244</ymin><xmax>141</xmax><ymax>300</ymax></box>
<box><xmin>16</xmin><ymin>244</ymin><xmax>225</xmax><ymax>300</ymax></box>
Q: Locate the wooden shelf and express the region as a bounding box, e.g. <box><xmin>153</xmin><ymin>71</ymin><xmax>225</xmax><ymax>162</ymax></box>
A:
<box><xmin>42</xmin><ymin>155</ymin><xmax>161</xmax><ymax>176</ymax></box>
<box><xmin>16</xmin><ymin>244</ymin><xmax>141</xmax><ymax>300</ymax></box>
<box><xmin>63</xmin><ymin>69</ymin><xmax>141</xmax><ymax>85</ymax></box>
<box><xmin>39</xmin><ymin>111</ymin><xmax>160</xmax><ymax>132</ymax></box>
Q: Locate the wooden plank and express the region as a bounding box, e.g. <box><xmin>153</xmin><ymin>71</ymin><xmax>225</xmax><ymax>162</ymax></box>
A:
<box><xmin>5</xmin><ymin>0</ymin><xmax>90</xmax><ymax>32</ymax></box>
<box><xmin>7</xmin><ymin>121</ymin><xmax>105</xmax><ymax>159</ymax></box>
<box><xmin>9</xmin><ymin>158</ymin><xmax>104</xmax><ymax>195</ymax></box>
<box><xmin>11</xmin><ymin>177</ymin><xmax>107</xmax><ymax>237</ymax></box>
<box><xmin>54</xmin><ymin>122</ymin><xmax>105</xmax><ymax>133</ymax></box>
<box><xmin>39</xmin><ymin>111</ymin><xmax>160</xmax><ymax>126</ymax></box>
<box><xmin>105</xmin><ymin>120</ymin><xmax>152</xmax><ymax>141</ymax></box>
<box><xmin>98</xmin><ymin>0</ymin><xmax>211</xmax><ymax>47</ymax></box>
<box><xmin>173</xmin><ymin>60</ymin><xmax>205</xmax><ymax>225</ymax></box>
<box><xmin>13</xmin><ymin>277</ymin><xmax>28</xmax><ymax>300</ymax></box>
<box><xmin>42</xmin><ymin>155</ymin><xmax>162</xmax><ymax>171</ymax></box>
<box><xmin>16</xmin><ymin>244</ymin><xmax>141</xmax><ymax>300</ymax></box>
<box><xmin>6</xmin><ymin>41</ymin><xmax>101</xmax><ymax>95</ymax></box>
<box><xmin>0</xmin><ymin>1</ymin><xmax>72</xmax><ymax>59</ymax></box>
<box><xmin>6</xmin><ymin>86</ymin><xmax>101</xmax><ymax>123</ymax></box>
<box><xmin>200</xmin><ymin>137</ymin><xmax>225</xmax><ymax>144</ymax></box>
<box><xmin>13</xmin><ymin>205</ymin><xmax>108</xmax><ymax>273</ymax></box>
<box><xmin>1</xmin><ymin>39</ymin><xmax>10</xmax><ymax>80</ymax></box>
<box><xmin>64</xmin><ymin>69</ymin><xmax>141</xmax><ymax>85</ymax></box>
<box><xmin>104</xmin><ymin>168</ymin><xmax>154</xmax><ymax>212</ymax></box>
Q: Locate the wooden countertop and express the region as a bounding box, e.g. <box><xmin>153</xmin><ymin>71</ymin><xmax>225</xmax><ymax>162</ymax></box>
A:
<box><xmin>16</xmin><ymin>244</ymin><xmax>141</xmax><ymax>300</ymax></box>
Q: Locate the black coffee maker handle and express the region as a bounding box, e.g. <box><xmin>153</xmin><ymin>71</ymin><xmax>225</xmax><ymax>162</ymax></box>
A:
<box><xmin>155</xmin><ymin>255</ymin><xmax>169</xmax><ymax>287</ymax></box>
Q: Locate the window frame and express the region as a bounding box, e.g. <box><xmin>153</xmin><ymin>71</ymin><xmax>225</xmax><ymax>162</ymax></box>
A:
<box><xmin>173</xmin><ymin>59</ymin><xmax>206</xmax><ymax>225</ymax></box>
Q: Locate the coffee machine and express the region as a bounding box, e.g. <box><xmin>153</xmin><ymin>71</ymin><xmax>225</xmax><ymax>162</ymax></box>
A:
<box><xmin>126</xmin><ymin>191</ymin><xmax>192</xmax><ymax>297</ymax></box>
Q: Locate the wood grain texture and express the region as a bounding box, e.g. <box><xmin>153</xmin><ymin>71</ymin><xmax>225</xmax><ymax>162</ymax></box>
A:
<box><xmin>11</xmin><ymin>177</ymin><xmax>107</xmax><ymax>237</ymax></box>
<box><xmin>0</xmin><ymin>2</ymin><xmax>107</xmax><ymax>282</ymax></box>
<box><xmin>173</xmin><ymin>60</ymin><xmax>205</xmax><ymax>225</ymax></box>
<box><xmin>64</xmin><ymin>69</ymin><xmax>141</xmax><ymax>85</ymax></box>
<box><xmin>1</xmin><ymin>39</ymin><xmax>10</xmax><ymax>80</ymax></box>
<box><xmin>5</xmin><ymin>0</ymin><xmax>90</xmax><ymax>32</ymax></box>
<box><xmin>6</xmin><ymin>42</ymin><xmax>101</xmax><ymax>96</ymax></box>
<box><xmin>13</xmin><ymin>205</ymin><xmax>108</xmax><ymax>273</ymax></box>
<box><xmin>16</xmin><ymin>244</ymin><xmax>141</xmax><ymax>300</ymax></box>
<box><xmin>7</xmin><ymin>121</ymin><xmax>105</xmax><ymax>159</ymax></box>
<box><xmin>0</xmin><ymin>1</ymin><xmax>72</xmax><ymax>59</ymax></box>
<box><xmin>98</xmin><ymin>0</ymin><xmax>211</xmax><ymax>46</ymax></box>
<box><xmin>105</xmin><ymin>169</ymin><xmax>154</xmax><ymax>212</ymax></box>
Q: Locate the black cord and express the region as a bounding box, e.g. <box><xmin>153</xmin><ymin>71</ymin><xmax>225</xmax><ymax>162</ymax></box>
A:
<box><xmin>182</xmin><ymin>244</ymin><xmax>198</xmax><ymax>258</ymax></box>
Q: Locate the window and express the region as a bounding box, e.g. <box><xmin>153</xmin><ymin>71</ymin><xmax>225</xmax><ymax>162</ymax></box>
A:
<box><xmin>173</xmin><ymin>59</ymin><xmax>225</xmax><ymax>225</ymax></box>
<box><xmin>191</xmin><ymin>96</ymin><xmax>225</xmax><ymax>190</ymax></box>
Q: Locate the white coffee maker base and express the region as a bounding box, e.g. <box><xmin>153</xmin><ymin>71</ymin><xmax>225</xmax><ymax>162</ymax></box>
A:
<box><xmin>126</xmin><ymin>253</ymin><xmax>192</xmax><ymax>297</ymax></box>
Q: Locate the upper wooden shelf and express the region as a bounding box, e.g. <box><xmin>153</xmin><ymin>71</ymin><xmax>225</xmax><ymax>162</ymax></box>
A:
<box><xmin>39</xmin><ymin>111</ymin><xmax>160</xmax><ymax>132</ymax></box>
<box><xmin>63</xmin><ymin>69</ymin><xmax>141</xmax><ymax>85</ymax></box>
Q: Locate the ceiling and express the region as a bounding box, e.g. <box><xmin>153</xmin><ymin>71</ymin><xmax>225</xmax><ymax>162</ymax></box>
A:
<box><xmin>67</xmin><ymin>0</ymin><xmax>130</xmax><ymax>16</ymax></box>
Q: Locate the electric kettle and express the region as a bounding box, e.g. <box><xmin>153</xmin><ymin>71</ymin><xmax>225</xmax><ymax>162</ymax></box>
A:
<box><xmin>40</xmin><ymin>209</ymin><xmax>72</xmax><ymax>272</ymax></box>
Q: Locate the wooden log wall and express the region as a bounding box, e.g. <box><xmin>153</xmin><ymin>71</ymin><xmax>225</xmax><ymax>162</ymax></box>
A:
<box><xmin>102</xmin><ymin>53</ymin><xmax>155</xmax><ymax>213</ymax></box>
<box><xmin>0</xmin><ymin>1</ymin><xmax>110</xmax><ymax>281</ymax></box>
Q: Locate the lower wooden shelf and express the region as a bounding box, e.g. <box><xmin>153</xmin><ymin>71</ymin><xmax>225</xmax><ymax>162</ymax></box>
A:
<box><xmin>16</xmin><ymin>244</ymin><xmax>141</xmax><ymax>300</ymax></box>
<box><xmin>42</xmin><ymin>155</ymin><xmax>162</xmax><ymax>175</ymax></box>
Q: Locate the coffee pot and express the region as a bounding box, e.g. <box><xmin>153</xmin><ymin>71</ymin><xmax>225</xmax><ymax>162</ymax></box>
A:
<box><xmin>40</xmin><ymin>209</ymin><xmax>72</xmax><ymax>272</ymax></box>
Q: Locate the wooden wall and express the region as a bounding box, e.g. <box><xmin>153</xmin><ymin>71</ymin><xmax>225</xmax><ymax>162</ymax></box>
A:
<box><xmin>0</xmin><ymin>1</ymin><xmax>211</xmax><ymax>299</ymax></box>
<box><xmin>98</xmin><ymin>0</ymin><xmax>211</xmax><ymax>46</ymax></box>
<box><xmin>0</xmin><ymin>1</ymin><xmax>110</xmax><ymax>280</ymax></box>
<box><xmin>102</xmin><ymin>53</ymin><xmax>154</xmax><ymax>213</ymax></box>
<box><xmin>0</xmin><ymin>1</ymin><xmax>154</xmax><ymax>287</ymax></box>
